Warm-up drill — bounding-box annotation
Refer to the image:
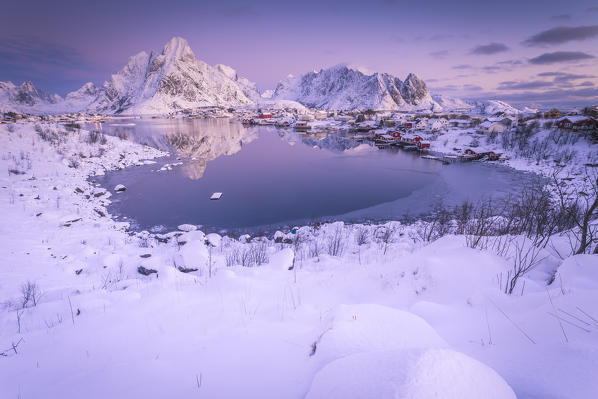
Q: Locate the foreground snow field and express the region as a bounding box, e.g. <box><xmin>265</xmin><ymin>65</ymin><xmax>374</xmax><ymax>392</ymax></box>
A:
<box><xmin>1</xmin><ymin>123</ymin><xmax>597</xmax><ymax>398</ymax></box>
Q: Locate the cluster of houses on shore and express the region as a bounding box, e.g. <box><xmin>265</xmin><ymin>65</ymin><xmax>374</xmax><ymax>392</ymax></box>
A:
<box><xmin>233</xmin><ymin>105</ymin><xmax>598</xmax><ymax>136</ymax></box>
<box><xmin>2</xmin><ymin>105</ymin><xmax>596</xmax><ymax>164</ymax></box>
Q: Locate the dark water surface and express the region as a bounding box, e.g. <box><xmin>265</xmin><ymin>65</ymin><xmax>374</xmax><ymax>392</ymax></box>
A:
<box><xmin>92</xmin><ymin>118</ymin><xmax>540</xmax><ymax>234</ymax></box>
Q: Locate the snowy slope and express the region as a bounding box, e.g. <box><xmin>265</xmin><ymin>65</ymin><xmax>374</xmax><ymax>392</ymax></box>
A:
<box><xmin>431</xmin><ymin>94</ymin><xmax>474</xmax><ymax>112</ymax></box>
<box><xmin>272</xmin><ymin>64</ymin><xmax>441</xmax><ymax>111</ymax></box>
<box><xmin>215</xmin><ymin>64</ymin><xmax>261</xmax><ymax>102</ymax></box>
<box><xmin>469</xmin><ymin>99</ymin><xmax>521</xmax><ymax>115</ymax></box>
<box><xmin>1</xmin><ymin>122</ymin><xmax>598</xmax><ymax>398</ymax></box>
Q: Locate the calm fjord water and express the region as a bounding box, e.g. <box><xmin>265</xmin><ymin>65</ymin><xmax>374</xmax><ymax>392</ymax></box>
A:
<box><xmin>93</xmin><ymin>118</ymin><xmax>539</xmax><ymax>234</ymax></box>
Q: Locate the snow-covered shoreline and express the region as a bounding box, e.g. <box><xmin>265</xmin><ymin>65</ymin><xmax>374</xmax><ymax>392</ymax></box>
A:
<box><xmin>1</xmin><ymin>122</ymin><xmax>597</xmax><ymax>399</ymax></box>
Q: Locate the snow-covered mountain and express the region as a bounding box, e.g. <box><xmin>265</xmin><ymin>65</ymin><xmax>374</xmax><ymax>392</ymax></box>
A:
<box><xmin>88</xmin><ymin>37</ymin><xmax>253</xmax><ymax>114</ymax></box>
<box><xmin>1</xmin><ymin>38</ymin><xmax>257</xmax><ymax>115</ymax></box>
<box><xmin>0</xmin><ymin>81</ymin><xmax>62</xmax><ymax>113</ymax></box>
<box><xmin>431</xmin><ymin>94</ymin><xmax>474</xmax><ymax>112</ymax></box>
<box><xmin>214</xmin><ymin>64</ymin><xmax>261</xmax><ymax>102</ymax></box>
<box><xmin>0</xmin><ymin>39</ymin><xmax>525</xmax><ymax>116</ymax></box>
<box><xmin>468</xmin><ymin>99</ymin><xmax>521</xmax><ymax>115</ymax></box>
<box><xmin>272</xmin><ymin>64</ymin><xmax>441</xmax><ymax>111</ymax></box>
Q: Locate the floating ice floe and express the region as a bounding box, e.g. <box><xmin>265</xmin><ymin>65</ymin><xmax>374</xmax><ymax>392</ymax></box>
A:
<box><xmin>210</xmin><ymin>192</ymin><xmax>223</xmax><ymax>200</ymax></box>
<box><xmin>114</xmin><ymin>184</ymin><xmax>126</xmax><ymax>192</ymax></box>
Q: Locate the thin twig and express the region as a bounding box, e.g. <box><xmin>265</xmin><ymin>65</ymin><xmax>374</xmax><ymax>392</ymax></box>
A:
<box><xmin>547</xmin><ymin>312</ymin><xmax>591</xmax><ymax>333</ymax></box>
<box><xmin>484</xmin><ymin>306</ymin><xmax>493</xmax><ymax>345</ymax></box>
<box><xmin>488</xmin><ymin>298</ymin><xmax>536</xmax><ymax>344</ymax></box>
<box><xmin>546</xmin><ymin>288</ymin><xmax>568</xmax><ymax>343</ymax></box>
<box><xmin>558</xmin><ymin>308</ymin><xmax>591</xmax><ymax>326</ymax></box>
<box><xmin>577</xmin><ymin>306</ymin><xmax>598</xmax><ymax>325</ymax></box>
<box><xmin>68</xmin><ymin>296</ymin><xmax>75</xmax><ymax>326</ymax></box>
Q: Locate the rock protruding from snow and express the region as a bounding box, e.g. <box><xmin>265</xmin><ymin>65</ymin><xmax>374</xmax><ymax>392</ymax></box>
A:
<box><xmin>306</xmin><ymin>348</ymin><xmax>516</xmax><ymax>399</ymax></box>
<box><xmin>114</xmin><ymin>184</ymin><xmax>127</xmax><ymax>192</ymax></box>
<box><xmin>272</xmin><ymin>64</ymin><xmax>440</xmax><ymax>111</ymax></box>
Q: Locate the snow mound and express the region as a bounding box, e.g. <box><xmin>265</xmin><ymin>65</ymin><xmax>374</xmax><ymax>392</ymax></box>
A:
<box><xmin>306</xmin><ymin>348</ymin><xmax>516</xmax><ymax>399</ymax></box>
<box><xmin>315</xmin><ymin>304</ymin><xmax>447</xmax><ymax>360</ymax></box>
<box><xmin>557</xmin><ymin>254</ymin><xmax>598</xmax><ymax>291</ymax></box>
<box><xmin>177</xmin><ymin>223</ymin><xmax>197</xmax><ymax>232</ymax></box>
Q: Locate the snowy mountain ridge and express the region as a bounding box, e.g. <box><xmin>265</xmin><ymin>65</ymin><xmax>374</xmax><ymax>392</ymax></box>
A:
<box><xmin>1</xmin><ymin>37</ymin><xmax>523</xmax><ymax>115</ymax></box>
<box><xmin>272</xmin><ymin>64</ymin><xmax>441</xmax><ymax>111</ymax></box>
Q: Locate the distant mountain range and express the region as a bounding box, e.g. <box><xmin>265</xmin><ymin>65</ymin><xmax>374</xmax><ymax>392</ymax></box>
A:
<box><xmin>0</xmin><ymin>36</ymin><xmax>526</xmax><ymax>116</ymax></box>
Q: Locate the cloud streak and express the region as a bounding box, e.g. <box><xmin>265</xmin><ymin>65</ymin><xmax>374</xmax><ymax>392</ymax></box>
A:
<box><xmin>469</xmin><ymin>42</ymin><xmax>509</xmax><ymax>55</ymax></box>
<box><xmin>537</xmin><ymin>72</ymin><xmax>596</xmax><ymax>83</ymax></box>
<box><xmin>497</xmin><ymin>80</ymin><xmax>554</xmax><ymax>90</ymax></box>
<box><xmin>523</xmin><ymin>25</ymin><xmax>598</xmax><ymax>46</ymax></box>
<box><xmin>550</xmin><ymin>14</ymin><xmax>570</xmax><ymax>21</ymax></box>
<box><xmin>528</xmin><ymin>51</ymin><xmax>595</xmax><ymax>64</ymax></box>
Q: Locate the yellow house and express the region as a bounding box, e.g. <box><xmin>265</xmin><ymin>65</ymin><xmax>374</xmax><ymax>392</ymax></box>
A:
<box><xmin>544</xmin><ymin>109</ymin><xmax>561</xmax><ymax>119</ymax></box>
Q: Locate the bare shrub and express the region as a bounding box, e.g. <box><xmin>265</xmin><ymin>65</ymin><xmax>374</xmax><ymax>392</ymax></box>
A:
<box><xmin>64</xmin><ymin>123</ymin><xmax>81</xmax><ymax>132</ymax></box>
<box><xmin>225</xmin><ymin>242</ymin><xmax>269</xmax><ymax>267</ymax></box>
<box><xmin>225</xmin><ymin>247</ymin><xmax>241</xmax><ymax>267</ymax></box>
<box><xmin>502</xmin><ymin>240</ymin><xmax>545</xmax><ymax>295</ymax></box>
<box><xmin>326</xmin><ymin>225</ymin><xmax>345</xmax><ymax>256</ymax></box>
<box><xmin>465</xmin><ymin>199</ymin><xmax>498</xmax><ymax>248</ymax></box>
<box><xmin>20</xmin><ymin>281</ymin><xmax>41</xmax><ymax>308</ymax></box>
<box><xmin>454</xmin><ymin>200</ymin><xmax>473</xmax><ymax>235</ymax></box>
<box><xmin>374</xmin><ymin>225</ymin><xmax>397</xmax><ymax>254</ymax></box>
<box><xmin>309</xmin><ymin>239</ymin><xmax>320</xmax><ymax>260</ymax></box>
<box><xmin>553</xmin><ymin>169</ymin><xmax>598</xmax><ymax>254</ymax></box>
<box><xmin>355</xmin><ymin>226</ymin><xmax>369</xmax><ymax>246</ymax></box>
<box><xmin>86</xmin><ymin>130</ymin><xmax>106</xmax><ymax>145</ymax></box>
<box><xmin>419</xmin><ymin>202</ymin><xmax>452</xmax><ymax>243</ymax></box>
<box><xmin>67</xmin><ymin>158</ymin><xmax>80</xmax><ymax>169</ymax></box>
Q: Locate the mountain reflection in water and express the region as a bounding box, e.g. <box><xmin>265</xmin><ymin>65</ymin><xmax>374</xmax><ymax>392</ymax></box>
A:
<box><xmin>92</xmin><ymin>118</ymin><xmax>542</xmax><ymax>234</ymax></box>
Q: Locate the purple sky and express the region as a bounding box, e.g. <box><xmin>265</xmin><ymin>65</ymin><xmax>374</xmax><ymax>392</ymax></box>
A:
<box><xmin>2</xmin><ymin>0</ymin><xmax>598</xmax><ymax>105</ymax></box>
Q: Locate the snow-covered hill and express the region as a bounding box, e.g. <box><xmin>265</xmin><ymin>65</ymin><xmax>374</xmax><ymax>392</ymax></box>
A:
<box><xmin>272</xmin><ymin>64</ymin><xmax>441</xmax><ymax>111</ymax></box>
<box><xmin>469</xmin><ymin>99</ymin><xmax>521</xmax><ymax>115</ymax></box>
<box><xmin>431</xmin><ymin>94</ymin><xmax>474</xmax><ymax>112</ymax></box>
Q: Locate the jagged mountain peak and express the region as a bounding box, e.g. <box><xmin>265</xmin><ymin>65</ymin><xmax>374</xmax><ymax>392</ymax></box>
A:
<box><xmin>215</xmin><ymin>64</ymin><xmax>238</xmax><ymax>80</ymax></box>
<box><xmin>272</xmin><ymin>64</ymin><xmax>438</xmax><ymax>111</ymax></box>
<box><xmin>84</xmin><ymin>37</ymin><xmax>253</xmax><ymax>114</ymax></box>
<box><xmin>157</xmin><ymin>36</ymin><xmax>196</xmax><ymax>68</ymax></box>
